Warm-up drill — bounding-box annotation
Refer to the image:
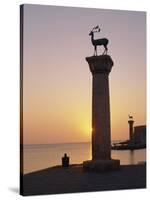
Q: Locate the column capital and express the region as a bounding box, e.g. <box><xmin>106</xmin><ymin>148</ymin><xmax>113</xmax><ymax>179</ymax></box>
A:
<box><xmin>86</xmin><ymin>55</ymin><xmax>114</xmax><ymax>74</ymax></box>
<box><xmin>128</xmin><ymin>120</ymin><xmax>134</xmax><ymax>124</ymax></box>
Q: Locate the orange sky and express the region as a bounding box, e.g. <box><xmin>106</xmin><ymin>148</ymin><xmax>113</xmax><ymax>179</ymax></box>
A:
<box><xmin>22</xmin><ymin>5</ymin><xmax>146</xmax><ymax>144</ymax></box>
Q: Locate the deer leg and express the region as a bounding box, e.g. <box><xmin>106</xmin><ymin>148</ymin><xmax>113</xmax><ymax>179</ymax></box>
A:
<box><xmin>105</xmin><ymin>45</ymin><xmax>108</xmax><ymax>55</ymax></box>
<box><xmin>95</xmin><ymin>46</ymin><xmax>97</xmax><ymax>56</ymax></box>
<box><xmin>103</xmin><ymin>48</ymin><xmax>106</xmax><ymax>55</ymax></box>
<box><xmin>93</xmin><ymin>47</ymin><xmax>95</xmax><ymax>56</ymax></box>
<box><xmin>104</xmin><ymin>45</ymin><xmax>108</xmax><ymax>55</ymax></box>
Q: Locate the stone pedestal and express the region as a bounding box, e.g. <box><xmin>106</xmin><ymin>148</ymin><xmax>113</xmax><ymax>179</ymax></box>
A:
<box><xmin>83</xmin><ymin>55</ymin><xmax>120</xmax><ymax>172</ymax></box>
<box><xmin>83</xmin><ymin>159</ymin><xmax>120</xmax><ymax>172</ymax></box>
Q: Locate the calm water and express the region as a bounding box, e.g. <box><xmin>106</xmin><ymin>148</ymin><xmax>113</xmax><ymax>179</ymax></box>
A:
<box><xmin>23</xmin><ymin>142</ymin><xmax>146</xmax><ymax>174</ymax></box>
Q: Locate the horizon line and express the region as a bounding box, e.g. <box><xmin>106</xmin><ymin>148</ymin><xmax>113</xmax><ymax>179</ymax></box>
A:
<box><xmin>22</xmin><ymin>139</ymin><xmax>124</xmax><ymax>146</ymax></box>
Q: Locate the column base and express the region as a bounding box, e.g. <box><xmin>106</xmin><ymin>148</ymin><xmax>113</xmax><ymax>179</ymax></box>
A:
<box><xmin>83</xmin><ymin>159</ymin><xmax>120</xmax><ymax>172</ymax></box>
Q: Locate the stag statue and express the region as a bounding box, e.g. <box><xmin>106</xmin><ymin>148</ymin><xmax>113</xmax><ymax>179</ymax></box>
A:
<box><xmin>89</xmin><ymin>26</ymin><xmax>109</xmax><ymax>56</ymax></box>
<box><xmin>128</xmin><ymin>115</ymin><xmax>133</xmax><ymax>119</ymax></box>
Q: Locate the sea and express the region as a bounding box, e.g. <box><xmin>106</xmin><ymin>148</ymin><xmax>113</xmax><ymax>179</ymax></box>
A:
<box><xmin>23</xmin><ymin>142</ymin><xmax>146</xmax><ymax>174</ymax></box>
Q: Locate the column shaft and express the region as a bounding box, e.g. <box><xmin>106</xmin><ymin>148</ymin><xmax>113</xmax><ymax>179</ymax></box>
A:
<box><xmin>92</xmin><ymin>73</ymin><xmax>111</xmax><ymax>160</ymax></box>
<box><xmin>86</xmin><ymin>55</ymin><xmax>113</xmax><ymax>161</ymax></box>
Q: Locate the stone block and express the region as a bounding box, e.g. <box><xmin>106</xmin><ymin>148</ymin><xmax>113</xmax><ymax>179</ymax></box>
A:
<box><xmin>83</xmin><ymin>159</ymin><xmax>120</xmax><ymax>172</ymax></box>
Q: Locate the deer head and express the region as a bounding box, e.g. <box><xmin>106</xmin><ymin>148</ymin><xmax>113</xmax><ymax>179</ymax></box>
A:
<box><xmin>89</xmin><ymin>25</ymin><xmax>100</xmax><ymax>36</ymax></box>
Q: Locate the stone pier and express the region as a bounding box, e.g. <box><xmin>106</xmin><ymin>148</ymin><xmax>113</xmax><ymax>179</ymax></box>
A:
<box><xmin>83</xmin><ymin>55</ymin><xmax>120</xmax><ymax>172</ymax></box>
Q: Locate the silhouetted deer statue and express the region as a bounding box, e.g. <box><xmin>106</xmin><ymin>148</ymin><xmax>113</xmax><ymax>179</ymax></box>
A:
<box><xmin>128</xmin><ymin>115</ymin><xmax>133</xmax><ymax>119</ymax></box>
<box><xmin>89</xmin><ymin>26</ymin><xmax>109</xmax><ymax>56</ymax></box>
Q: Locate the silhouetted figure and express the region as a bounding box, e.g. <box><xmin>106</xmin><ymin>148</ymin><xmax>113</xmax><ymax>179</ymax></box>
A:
<box><xmin>89</xmin><ymin>26</ymin><xmax>109</xmax><ymax>56</ymax></box>
<box><xmin>62</xmin><ymin>153</ymin><xmax>69</xmax><ymax>167</ymax></box>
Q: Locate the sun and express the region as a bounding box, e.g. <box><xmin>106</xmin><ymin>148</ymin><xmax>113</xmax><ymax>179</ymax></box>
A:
<box><xmin>81</xmin><ymin>123</ymin><xmax>91</xmax><ymax>138</ymax></box>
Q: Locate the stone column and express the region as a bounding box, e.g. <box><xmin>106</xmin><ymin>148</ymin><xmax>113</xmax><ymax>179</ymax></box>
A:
<box><xmin>83</xmin><ymin>55</ymin><xmax>120</xmax><ymax>172</ymax></box>
<box><xmin>128</xmin><ymin>119</ymin><xmax>134</xmax><ymax>144</ymax></box>
<box><xmin>87</xmin><ymin>55</ymin><xmax>113</xmax><ymax>160</ymax></box>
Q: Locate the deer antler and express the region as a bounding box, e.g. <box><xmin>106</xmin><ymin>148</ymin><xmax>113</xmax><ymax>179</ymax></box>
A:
<box><xmin>91</xmin><ymin>25</ymin><xmax>100</xmax><ymax>33</ymax></box>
